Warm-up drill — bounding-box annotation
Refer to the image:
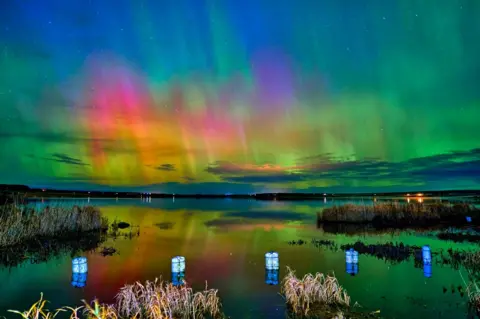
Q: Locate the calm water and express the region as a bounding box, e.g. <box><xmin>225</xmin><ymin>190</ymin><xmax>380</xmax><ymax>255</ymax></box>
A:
<box><xmin>0</xmin><ymin>198</ymin><xmax>478</xmax><ymax>318</ymax></box>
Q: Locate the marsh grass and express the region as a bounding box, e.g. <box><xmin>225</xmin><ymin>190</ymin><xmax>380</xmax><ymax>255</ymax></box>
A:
<box><xmin>115</xmin><ymin>278</ymin><xmax>222</xmax><ymax>318</ymax></box>
<box><xmin>282</xmin><ymin>267</ymin><xmax>350</xmax><ymax>318</ymax></box>
<box><xmin>438</xmin><ymin>249</ymin><xmax>480</xmax><ymax>275</ymax></box>
<box><xmin>318</xmin><ymin>202</ymin><xmax>478</xmax><ymax>226</ymax></box>
<box><xmin>9</xmin><ymin>278</ymin><xmax>223</xmax><ymax>319</ymax></box>
<box><xmin>0</xmin><ymin>203</ymin><xmax>108</xmax><ymax>247</ymax></box>
<box><xmin>460</xmin><ymin>271</ymin><xmax>480</xmax><ymax>315</ymax></box>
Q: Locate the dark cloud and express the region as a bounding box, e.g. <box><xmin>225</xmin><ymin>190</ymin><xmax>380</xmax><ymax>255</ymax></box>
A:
<box><xmin>50</xmin><ymin>153</ymin><xmax>88</xmax><ymax>166</ymax></box>
<box><xmin>26</xmin><ymin>153</ymin><xmax>89</xmax><ymax>166</ymax></box>
<box><xmin>206</xmin><ymin>148</ymin><xmax>480</xmax><ymax>186</ymax></box>
<box><xmin>183</xmin><ymin>176</ymin><xmax>195</xmax><ymax>182</ymax></box>
<box><xmin>155</xmin><ymin>163</ymin><xmax>176</xmax><ymax>171</ymax></box>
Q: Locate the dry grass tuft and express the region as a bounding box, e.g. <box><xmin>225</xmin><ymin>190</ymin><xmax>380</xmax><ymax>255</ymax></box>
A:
<box><xmin>282</xmin><ymin>267</ymin><xmax>350</xmax><ymax>317</ymax></box>
<box><xmin>318</xmin><ymin>202</ymin><xmax>478</xmax><ymax>226</ymax></box>
<box><xmin>8</xmin><ymin>278</ymin><xmax>223</xmax><ymax>319</ymax></box>
<box><xmin>0</xmin><ymin>203</ymin><xmax>108</xmax><ymax>247</ymax></box>
<box><xmin>115</xmin><ymin>278</ymin><xmax>221</xmax><ymax>318</ymax></box>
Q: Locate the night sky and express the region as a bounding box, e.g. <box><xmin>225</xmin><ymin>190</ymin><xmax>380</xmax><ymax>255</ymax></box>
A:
<box><xmin>0</xmin><ymin>0</ymin><xmax>479</xmax><ymax>193</ymax></box>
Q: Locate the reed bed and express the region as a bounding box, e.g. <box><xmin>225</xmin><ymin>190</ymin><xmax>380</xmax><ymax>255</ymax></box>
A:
<box><xmin>0</xmin><ymin>203</ymin><xmax>108</xmax><ymax>247</ymax></box>
<box><xmin>9</xmin><ymin>278</ymin><xmax>223</xmax><ymax>319</ymax></box>
<box><xmin>460</xmin><ymin>271</ymin><xmax>480</xmax><ymax>315</ymax></box>
<box><xmin>115</xmin><ymin>279</ymin><xmax>222</xmax><ymax>318</ymax></box>
<box><xmin>282</xmin><ymin>267</ymin><xmax>350</xmax><ymax>317</ymax></box>
<box><xmin>318</xmin><ymin>202</ymin><xmax>478</xmax><ymax>226</ymax></box>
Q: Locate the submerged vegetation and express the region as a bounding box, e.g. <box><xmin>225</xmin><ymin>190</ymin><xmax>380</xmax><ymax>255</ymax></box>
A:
<box><xmin>9</xmin><ymin>278</ymin><xmax>223</xmax><ymax>319</ymax></box>
<box><xmin>318</xmin><ymin>202</ymin><xmax>479</xmax><ymax>226</ymax></box>
<box><xmin>0</xmin><ymin>232</ymin><xmax>105</xmax><ymax>268</ymax></box>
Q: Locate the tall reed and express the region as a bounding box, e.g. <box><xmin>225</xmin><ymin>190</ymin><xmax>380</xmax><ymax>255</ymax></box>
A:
<box><xmin>282</xmin><ymin>267</ymin><xmax>350</xmax><ymax>317</ymax></box>
<box><xmin>0</xmin><ymin>203</ymin><xmax>108</xmax><ymax>247</ymax></box>
<box><xmin>8</xmin><ymin>278</ymin><xmax>223</xmax><ymax>319</ymax></box>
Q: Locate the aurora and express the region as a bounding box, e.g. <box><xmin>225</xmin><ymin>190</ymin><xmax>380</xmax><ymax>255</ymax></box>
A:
<box><xmin>0</xmin><ymin>0</ymin><xmax>478</xmax><ymax>193</ymax></box>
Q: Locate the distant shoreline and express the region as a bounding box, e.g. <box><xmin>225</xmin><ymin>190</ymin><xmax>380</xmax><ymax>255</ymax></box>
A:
<box><xmin>1</xmin><ymin>184</ymin><xmax>479</xmax><ymax>201</ymax></box>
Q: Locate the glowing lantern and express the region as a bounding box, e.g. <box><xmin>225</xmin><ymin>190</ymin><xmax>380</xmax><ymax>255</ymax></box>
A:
<box><xmin>171</xmin><ymin>256</ymin><xmax>186</xmax><ymax>273</ymax></box>
<box><xmin>422</xmin><ymin>246</ymin><xmax>432</xmax><ymax>265</ymax></box>
<box><xmin>71</xmin><ymin>272</ymin><xmax>87</xmax><ymax>288</ymax></box>
<box><xmin>466</xmin><ymin>216</ymin><xmax>472</xmax><ymax>223</ymax></box>
<box><xmin>171</xmin><ymin>271</ymin><xmax>185</xmax><ymax>286</ymax></box>
<box><xmin>72</xmin><ymin>257</ymin><xmax>88</xmax><ymax>273</ymax></box>
<box><xmin>346</xmin><ymin>262</ymin><xmax>359</xmax><ymax>276</ymax></box>
<box><xmin>345</xmin><ymin>249</ymin><xmax>353</xmax><ymax>264</ymax></box>
<box><xmin>265</xmin><ymin>251</ymin><xmax>279</xmax><ymax>270</ymax></box>
<box><xmin>352</xmin><ymin>249</ymin><xmax>359</xmax><ymax>264</ymax></box>
<box><xmin>265</xmin><ymin>269</ymin><xmax>279</xmax><ymax>285</ymax></box>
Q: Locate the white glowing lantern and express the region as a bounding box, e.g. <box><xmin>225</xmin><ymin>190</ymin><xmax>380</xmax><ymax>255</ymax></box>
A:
<box><xmin>422</xmin><ymin>245</ymin><xmax>432</xmax><ymax>265</ymax></box>
<box><xmin>72</xmin><ymin>257</ymin><xmax>88</xmax><ymax>274</ymax></box>
<box><xmin>171</xmin><ymin>256</ymin><xmax>186</xmax><ymax>273</ymax></box>
<box><xmin>352</xmin><ymin>250</ymin><xmax>359</xmax><ymax>264</ymax></box>
<box><xmin>345</xmin><ymin>249</ymin><xmax>353</xmax><ymax>264</ymax></box>
<box><xmin>265</xmin><ymin>251</ymin><xmax>279</xmax><ymax>270</ymax></box>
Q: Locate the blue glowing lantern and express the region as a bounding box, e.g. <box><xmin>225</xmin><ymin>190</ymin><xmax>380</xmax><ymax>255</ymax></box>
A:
<box><xmin>171</xmin><ymin>271</ymin><xmax>185</xmax><ymax>286</ymax></box>
<box><xmin>345</xmin><ymin>249</ymin><xmax>353</xmax><ymax>264</ymax></box>
<box><xmin>346</xmin><ymin>262</ymin><xmax>359</xmax><ymax>276</ymax></box>
<box><xmin>423</xmin><ymin>263</ymin><xmax>432</xmax><ymax>278</ymax></box>
<box><xmin>265</xmin><ymin>251</ymin><xmax>279</xmax><ymax>270</ymax></box>
<box><xmin>466</xmin><ymin>216</ymin><xmax>472</xmax><ymax>223</ymax></box>
<box><xmin>71</xmin><ymin>272</ymin><xmax>87</xmax><ymax>288</ymax></box>
<box><xmin>422</xmin><ymin>246</ymin><xmax>432</xmax><ymax>265</ymax></box>
<box><xmin>171</xmin><ymin>256</ymin><xmax>186</xmax><ymax>273</ymax></box>
<box><xmin>265</xmin><ymin>268</ymin><xmax>279</xmax><ymax>285</ymax></box>
<box><xmin>72</xmin><ymin>257</ymin><xmax>88</xmax><ymax>274</ymax></box>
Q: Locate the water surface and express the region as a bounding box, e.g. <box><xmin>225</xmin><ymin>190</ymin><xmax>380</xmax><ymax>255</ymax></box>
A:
<box><xmin>0</xmin><ymin>198</ymin><xmax>478</xmax><ymax>318</ymax></box>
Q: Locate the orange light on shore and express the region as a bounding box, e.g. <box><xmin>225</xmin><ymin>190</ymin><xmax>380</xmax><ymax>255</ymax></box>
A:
<box><xmin>417</xmin><ymin>193</ymin><xmax>423</xmax><ymax>197</ymax></box>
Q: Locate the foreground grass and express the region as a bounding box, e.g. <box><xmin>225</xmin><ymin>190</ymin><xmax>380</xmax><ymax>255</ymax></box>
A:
<box><xmin>318</xmin><ymin>202</ymin><xmax>479</xmax><ymax>226</ymax></box>
<box><xmin>0</xmin><ymin>203</ymin><xmax>108</xmax><ymax>247</ymax></box>
<box><xmin>9</xmin><ymin>278</ymin><xmax>222</xmax><ymax>319</ymax></box>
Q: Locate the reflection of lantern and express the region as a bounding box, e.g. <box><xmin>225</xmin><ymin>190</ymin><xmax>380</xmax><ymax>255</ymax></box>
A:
<box><xmin>171</xmin><ymin>256</ymin><xmax>186</xmax><ymax>273</ymax></box>
<box><xmin>423</xmin><ymin>263</ymin><xmax>432</xmax><ymax>278</ymax></box>
<box><xmin>72</xmin><ymin>257</ymin><xmax>88</xmax><ymax>273</ymax></box>
<box><xmin>171</xmin><ymin>271</ymin><xmax>185</xmax><ymax>286</ymax></box>
<box><xmin>422</xmin><ymin>246</ymin><xmax>431</xmax><ymax>265</ymax></box>
<box><xmin>71</xmin><ymin>272</ymin><xmax>87</xmax><ymax>288</ymax></box>
<box><xmin>346</xmin><ymin>262</ymin><xmax>359</xmax><ymax>276</ymax></box>
<box><xmin>265</xmin><ymin>269</ymin><xmax>279</xmax><ymax>285</ymax></box>
<box><xmin>265</xmin><ymin>252</ymin><xmax>279</xmax><ymax>270</ymax></box>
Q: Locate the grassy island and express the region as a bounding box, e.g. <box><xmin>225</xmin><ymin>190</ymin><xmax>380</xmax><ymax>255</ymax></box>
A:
<box><xmin>0</xmin><ymin>203</ymin><xmax>108</xmax><ymax>248</ymax></box>
<box><xmin>318</xmin><ymin>202</ymin><xmax>479</xmax><ymax>227</ymax></box>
